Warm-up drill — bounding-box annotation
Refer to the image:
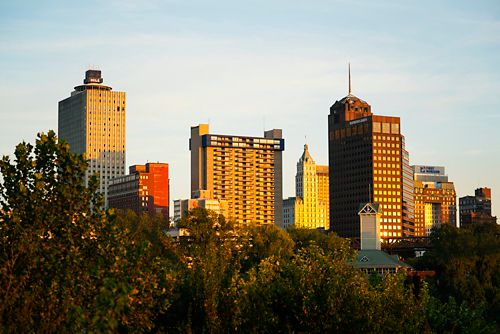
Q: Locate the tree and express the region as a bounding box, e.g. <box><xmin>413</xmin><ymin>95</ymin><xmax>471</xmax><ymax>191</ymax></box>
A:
<box><xmin>0</xmin><ymin>131</ymin><xmax>176</xmax><ymax>332</ymax></box>
<box><xmin>414</xmin><ymin>223</ymin><xmax>500</xmax><ymax>332</ymax></box>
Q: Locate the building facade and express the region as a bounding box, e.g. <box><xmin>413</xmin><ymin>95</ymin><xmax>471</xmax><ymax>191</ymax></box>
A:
<box><xmin>459</xmin><ymin>187</ymin><xmax>497</xmax><ymax>226</ymax></box>
<box><xmin>413</xmin><ymin>165</ymin><xmax>456</xmax><ymax>236</ymax></box>
<box><xmin>283</xmin><ymin>144</ymin><xmax>329</xmax><ymax>229</ymax></box>
<box><xmin>190</xmin><ymin>124</ymin><xmax>284</xmax><ymax>226</ymax></box>
<box><xmin>328</xmin><ymin>81</ymin><xmax>410</xmax><ymax>240</ymax></box>
<box><xmin>173</xmin><ymin>197</ymin><xmax>228</xmax><ymax>224</ymax></box>
<box><xmin>58</xmin><ymin>70</ymin><xmax>126</xmax><ymax>206</ymax></box>
<box><xmin>108</xmin><ymin>163</ymin><xmax>169</xmax><ymax>218</ymax></box>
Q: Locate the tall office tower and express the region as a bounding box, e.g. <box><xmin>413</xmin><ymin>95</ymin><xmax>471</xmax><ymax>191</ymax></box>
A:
<box><xmin>58</xmin><ymin>70</ymin><xmax>126</xmax><ymax>207</ymax></box>
<box><xmin>459</xmin><ymin>187</ymin><xmax>497</xmax><ymax>226</ymax></box>
<box><xmin>283</xmin><ymin>144</ymin><xmax>329</xmax><ymax>229</ymax></box>
<box><xmin>108</xmin><ymin>163</ymin><xmax>169</xmax><ymax>219</ymax></box>
<box><xmin>190</xmin><ymin>124</ymin><xmax>284</xmax><ymax>226</ymax></box>
<box><xmin>328</xmin><ymin>69</ymin><xmax>407</xmax><ymax>240</ymax></box>
<box><xmin>413</xmin><ymin>165</ymin><xmax>456</xmax><ymax>236</ymax></box>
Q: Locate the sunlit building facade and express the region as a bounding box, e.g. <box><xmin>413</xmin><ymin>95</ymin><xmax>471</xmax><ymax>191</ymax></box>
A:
<box><xmin>413</xmin><ymin>165</ymin><xmax>456</xmax><ymax>236</ymax></box>
<box><xmin>108</xmin><ymin>163</ymin><xmax>170</xmax><ymax>218</ymax></box>
<box><xmin>328</xmin><ymin>83</ymin><xmax>410</xmax><ymax>240</ymax></box>
<box><xmin>58</xmin><ymin>70</ymin><xmax>126</xmax><ymax>207</ymax></box>
<box><xmin>283</xmin><ymin>144</ymin><xmax>329</xmax><ymax>229</ymax></box>
<box><xmin>190</xmin><ymin>124</ymin><xmax>284</xmax><ymax>226</ymax></box>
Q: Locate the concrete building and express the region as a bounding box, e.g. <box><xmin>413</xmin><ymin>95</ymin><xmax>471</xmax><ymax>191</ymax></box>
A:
<box><xmin>283</xmin><ymin>144</ymin><xmax>329</xmax><ymax>229</ymax></box>
<box><xmin>413</xmin><ymin>165</ymin><xmax>456</xmax><ymax>236</ymax></box>
<box><xmin>328</xmin><ymin>67</ymin><xmax>411</xmax><ymax>240</ymax></box>
<box><xmin>190</xmin><ymin>124</ymin><xmax>284</xmax><ymax>226</ymax></box>
<box><xmin>108</xmin><ymin>163</ymin><xmax>169</xmax><ymax>218</ymax></box>
<box><xmin>58</xmin><ymin>70</ymin><xmax>126</xmax><ymax>207</ymax></box>
<box><xmin>173</xmin><ymin>192</ymin><xmax>229</xmax><ymax>224</ymax></box>
<box><xmin>459</xmin><ymin>187</ymin><xmax>497</xmax><ymax>226</ymax></box>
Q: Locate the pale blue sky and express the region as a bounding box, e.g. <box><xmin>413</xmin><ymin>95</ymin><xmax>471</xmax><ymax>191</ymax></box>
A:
<box><xmin>1</xmin><ymin>0</ymin><xmax>499</xmax><ymax>218</ymax></box>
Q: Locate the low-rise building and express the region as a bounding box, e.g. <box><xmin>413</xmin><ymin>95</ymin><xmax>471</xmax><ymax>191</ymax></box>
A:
<box><xmin>354</xmin><ymin>203</ymin><xmax>412</xmax><ymax>275</ymax></box>
<box><xmin>459</xmin><ymin>187</ymin><xmax>497</xmax><ymax>226</ymax></box>
<box><xmin>173</xmin><ymin>190</ymin><xmax>228</xmax><ymax>224</ymax></box>
<box><xmin>108</xmin><ymin>163</ymin><xmax>169</xmax><ymax>218</ymax></box>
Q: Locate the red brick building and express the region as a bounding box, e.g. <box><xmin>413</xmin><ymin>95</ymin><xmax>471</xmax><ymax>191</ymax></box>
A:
<box><xmin>108</xmin><ymin>163</ymin><xmax>169</xmax><ymax>218</ymax></box>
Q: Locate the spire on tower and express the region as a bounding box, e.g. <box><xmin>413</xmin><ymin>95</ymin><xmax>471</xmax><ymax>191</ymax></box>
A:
<box><xmin>348</xmin><ymin>62</ymin><xmax>352</xmax><ymax>95</ymax></box>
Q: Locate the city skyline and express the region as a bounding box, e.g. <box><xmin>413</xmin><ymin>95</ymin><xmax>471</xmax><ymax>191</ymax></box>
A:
<box><xmin>1</xmin><ymin>0</ymin><xmax>500</xmax><ymax>216</ymax></box>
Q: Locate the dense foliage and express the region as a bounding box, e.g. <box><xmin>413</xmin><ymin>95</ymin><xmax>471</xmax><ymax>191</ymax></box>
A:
<box><xmin>0</xmin><ymin>132</ymin><xmax>498</xmax><ymax>333</ymax></box>
<box><xmin>412</xmin><ymin>222</ymin><xmax>500</xmax><ymax>333</ymax></box>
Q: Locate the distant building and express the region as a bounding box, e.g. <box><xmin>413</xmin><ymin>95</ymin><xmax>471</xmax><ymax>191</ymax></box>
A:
<box><xmin>459</xmin><ymin>187</ymin><xmax>497</xmax><ymax>226</ymax></box>
<box><xmin>283</xmin><ymin>144</ymin><xmax>329</xmax><ymax>229</ymax></box>
<box><xmin>108</xmin><ymin>163</ymin><xmax>169</xmax><ymax>218</ymax></box>
<box><xmin>58</xmin><ymin>70</ymin><xmax>126</xmax><ymax>207</ymax></box>
<box><xmin>190</xmin><ymin>124</ymin><xmax>284</xmax><ymax>226</ymax></box>
<box><xmin>173</xmin><ymin>190</ymin><xmax>228</xmax><ymax>224</ymax></box>
<box><xmin>413</xmin><ymin>165</ymin><xmax>456</xmax><ymax>236</ymax></box>
<box><xmin>354</xmin><ymin>202</ymin><xmax>412</xmax><ymax>275</ymax></box>
<box><xmin>328</xmin><ymin>67</ymin><xmax>412</xmax><ymax>240</ymax></box>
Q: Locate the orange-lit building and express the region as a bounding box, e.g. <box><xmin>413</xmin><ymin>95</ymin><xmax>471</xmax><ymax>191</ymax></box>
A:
<box><xmin>190</xmin><ymin>124</ymin><xmax>284</xmax><ymax>226</ymax></box>
<box><xmin>328</xmin><ymin>70</ymin><xmax>413</xmax><ymax>240</ymax></box>
<box><xmin>412</xmin><ymin>165</ymin><xmax>456</xmax><ymax>236</ymax></box>
<box><xmin>108</xmin><ymin>163</ymin><xmax>169</xmax><ymax>218</ymax></box>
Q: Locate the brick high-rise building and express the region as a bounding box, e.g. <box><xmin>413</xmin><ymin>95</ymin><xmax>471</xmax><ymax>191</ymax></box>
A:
<box><xmin>413</xmin><ymin>165</ymin><xmax>456</xmax><ymax>236</ymax></box>
<box><xmin>328</xmin><ymin>67</ymin><xmax>411</xmax><ymax>240</ymax></box>
<box><xmin>283</xmin><ymin>144</ymin><xmax>329</xmax><ymax>229</ymax></box>
<box><xmin>190</xmin><ymin>124</ymin><xmax>284</xmax><ymax>226</ymax></box>
<box><xmin>108</xmin><ymin>163</ymin><xmax>169</xmax><ymax>218</ymax></box>
<box><xmin>58</xmin><ymin>70</ymin><xmax>126</xmax><ymax>207</ymax></box>
<box><xmin>459</xmin><ymin>187</ymin><xmax>497</xmax><ymax>226</ymax></box>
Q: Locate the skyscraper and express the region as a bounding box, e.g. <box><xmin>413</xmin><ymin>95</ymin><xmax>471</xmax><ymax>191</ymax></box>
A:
<box><xmin>58</xmin><ymin>70</ymin><xmax>126</xmax><ymax>207</ymax></box>
<box><xmin>413</xmin><ymin>165</ymin><xmax>456</xmax><ymax>236</ymax></box>
<box><xmin>283</xmin><ymin>144</ymin><xmax>329</xmax><ymax>229</ymax></box>
<box><xmin>459</xmin><ymin>187</ymin><xmax>497</xmax><ymax>226</ymax></box>
<box><xmin>108</xmin><ymin>163</ymin><xmax>170</xmax><ymax>218</ymax></box>
<box><xmin>190</xmin><ymin>124</ymin><xmax>284</xmax><ymax>226</ymax></box>
<box><xmin>328</xmin><ymin>66</ymin><xmax>410</xmax><ymax>240</ymax></box>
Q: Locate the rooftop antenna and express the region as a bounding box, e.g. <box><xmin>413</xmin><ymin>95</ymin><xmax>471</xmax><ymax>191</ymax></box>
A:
<box><xmin>348</xmin><ymin>62</ymin><xmax>352</xmax><ymax>95</ymax></box>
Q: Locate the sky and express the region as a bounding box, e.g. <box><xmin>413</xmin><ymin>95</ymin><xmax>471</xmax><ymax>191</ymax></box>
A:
<box><xmin>1</xmin><ymin>0</ymin><xmax>499</xmax><ymax>218</ymax></box>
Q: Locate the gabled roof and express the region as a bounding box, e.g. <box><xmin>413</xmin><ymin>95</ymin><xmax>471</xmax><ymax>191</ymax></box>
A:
<box><xmin>358</xmin><ymin>202</ymin><xmax>382</xmax><ymax>215</ymax></box>
<box><xmin>354</xmin><ymin>249</ymin><xmax>412</xmax><ymax>269</ymax></box>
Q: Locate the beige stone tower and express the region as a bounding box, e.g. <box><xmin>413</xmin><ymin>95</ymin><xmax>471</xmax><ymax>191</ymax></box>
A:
<box><xmin>283</xmin><ymin>144</ymin><xmax>329</xmax><ymax>229</ymax></box>
<box><xmin>58</xmin><ymin>70</ymin><xmax>126</xmax><ymax>206</ymax></box>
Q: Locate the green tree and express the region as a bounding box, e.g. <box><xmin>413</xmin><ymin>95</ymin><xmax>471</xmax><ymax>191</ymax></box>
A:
<box><xmin>0</xmin><ymin>131</ymin><xmax>176</xmax><ymax>333</ymax></box>
<box><xmin>414</xmin><ymin>223</ymin><xmax>500</xmax><ymax>331</ymax></box>
<box><xmin>163</xmin><ymin>208</ymin><xmax>244</xmax><ymax>332</ymax></box>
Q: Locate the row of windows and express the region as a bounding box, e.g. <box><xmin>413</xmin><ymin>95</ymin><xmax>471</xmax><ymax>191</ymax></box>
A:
<box><xmin>374</xmin><ymin>150</ymin><xmax>399</xmax><ymax>157</ymax></box>
<box><xmin>374</xmin><ymin>170</ymin><xmax>401</xmax><ymax>175</ymax></box>
<box><xmin>375</xmin><ymin>176</ymin><xmax>400</xmax><ymax>182</ymax></box>
<box><xmin>374</xmin><ymin>163</ymin><xmax>399</xmax><ymax>168</ymax></box>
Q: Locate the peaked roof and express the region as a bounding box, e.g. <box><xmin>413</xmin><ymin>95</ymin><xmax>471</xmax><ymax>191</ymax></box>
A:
<box><xmin>298</xmin><ymin>144</ymin><xmax>315</xmax><ymax>164</ymax></box>
<box><xmin>354</xmin><ymin>249</ymin><xmax>412</xmax><ymax>269</ymax></box>
<box><xmin>358</xmin><ymin>202</ymin><xmax>382</xmax><ymax>215</ymax></box>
